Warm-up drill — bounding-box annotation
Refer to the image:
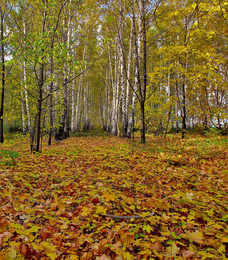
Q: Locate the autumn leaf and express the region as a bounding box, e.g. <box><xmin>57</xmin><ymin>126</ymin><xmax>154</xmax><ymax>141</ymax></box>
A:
<box><xmin>96</xmin><ymin>206</ymin><xmax>107</xmax><ymax>215</ymax></box>
<box><xmin>81</xmin><ymin>206</ymin><xmax>90</xmax><ymax>216</ymax></box>
<box><xmin>143</xmin><ymin>225</ymin><xmax>153</xmax><ymax>233</ymax></box>
<box><xmin>98</xmin><ymin>254</ymin><xmax>112</xmax><ymax>260</ymax></box>
<box><xmin>4</xmin><ymin>247</ymin><xmax>17</xmax><ymax>260</ymax></box>
<box><xmin>102</xmin><ymin>192</ymin><xmax>115</xmax><ymax>202</ymax></box>
<box><xmin>182</xmin><ymin>250</ymin><xmax>195</xmax><ymax>259</ymax></box>
<box><xmin>122</xmin><ymin>251</ymin><xmax>134</xmax><ymax>260</ymax></box>
<box><xmin>182</xmin><ymin>230</ymin><xmax>204</xmax><ymax>244</ymax></box>
<box><xmin>166</xmin><ymin>242</ymin><xmax>180</xmax><ymax>257</ymax></box>
<box><xmin>0</xmin><ymin>219</ymin><xmax>9</xmax><ymax>232</ymax></box>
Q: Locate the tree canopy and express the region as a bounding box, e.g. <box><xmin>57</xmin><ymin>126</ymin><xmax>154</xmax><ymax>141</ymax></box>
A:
<box><xmin>0</xmin><ymin>0</ymin><xmax>227</xmax><ymax>148</ymax></box>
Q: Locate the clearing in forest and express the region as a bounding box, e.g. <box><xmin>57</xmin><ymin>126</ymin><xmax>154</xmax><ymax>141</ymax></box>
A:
<box><xmin>0</xmin><ymin>132</ymin><xmax>227</xmax><ymax>259</ymax></box>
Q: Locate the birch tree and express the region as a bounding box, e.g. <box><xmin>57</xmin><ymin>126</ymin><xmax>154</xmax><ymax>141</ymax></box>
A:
<box><xmin>0</xmin><ymin>0</ymin><xmax>16</xmax><ymax>142</ymax></box>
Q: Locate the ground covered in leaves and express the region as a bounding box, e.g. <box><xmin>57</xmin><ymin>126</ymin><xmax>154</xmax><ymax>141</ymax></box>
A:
<box><xmin>0</xmin><ymin>131</ymin><xmax>227</xmax><ymax>259</ymax></box>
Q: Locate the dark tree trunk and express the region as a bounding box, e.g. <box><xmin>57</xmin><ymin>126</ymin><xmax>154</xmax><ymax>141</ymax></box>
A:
<box><xmin>35</xmin><ymin>84</ymin><xmax>43</xmax><ymax>152</ymax></box>
<box><xmin>56</xmin><ymin>77</ymin><xmax>69</xmax><ymax>140</ymax></box>
<box><xmin>48</xmin><ymin>82</ymin><xmax>53</xmax><ymax>145</ymax></box>
<box><xmin>141</xmin><ymin>0</ymin><xmax>147</xmax><ymax>144</ymax></box>
<box><xmin>140</xmin><ymin>102</ymin><xmax>146</xmax><ymax>143</ymax></box>
<box><xmin>182</xmin><ymin>82</ymin><xmax>187</xmax><ymax>131</ymax></box>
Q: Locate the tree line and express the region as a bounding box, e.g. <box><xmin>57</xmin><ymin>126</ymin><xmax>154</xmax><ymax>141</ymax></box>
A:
<box><xmin>0</xmin><ymin>0</ymin><xmax>227</xmax><ymax>151</ymax></box>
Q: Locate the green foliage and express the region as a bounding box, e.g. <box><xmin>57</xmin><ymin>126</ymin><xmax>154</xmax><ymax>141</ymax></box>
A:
<box><xmin>0</xmin><ymin>150</ymin><xmax>19</xmax><ymax>166</ymax></box>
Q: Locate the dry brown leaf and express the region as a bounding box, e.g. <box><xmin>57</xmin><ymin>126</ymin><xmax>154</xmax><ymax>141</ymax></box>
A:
<box><xmin>182</xmin><ymin>250</ymin><xmax>195</xmax><ymax>259</ymax></box>
<box><xmin>151</xmin><ymin>241</ymin><xmax>163</xmax><ymax>251</ymax></box>
<box><xmin>97</xmin><ymin>254</ymin><xmax>112</xmax><ymax>260</ymax></box>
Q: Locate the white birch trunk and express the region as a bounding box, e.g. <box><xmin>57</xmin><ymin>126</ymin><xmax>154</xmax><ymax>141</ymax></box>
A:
<box><xmin>111</xmin><ymin>51</ymin><xmax>119</xmax><ymax>136</ymax></box>
<box><xmin>23</xmin><ymin>11</ymin><xmax>31</xmax><ymax>134</ymax></box>
<box><xmin>71</xmin><ymin>71</ymin><xmax>75</xmax><ymax>132</ymax></box>
<box><xmin>127</xmin><ymin>5</ymin><xmax>142</xmax><ymax>137</ymax></box>
<box><xmin>126</xmin><ymin>22</ymin><xmax>133</xmax><ymax>130</ymax></box>
<box><xmin>75</xmin><ymin>45</ymin><xmax>86</xmax><ymax>131</ymax></box>
<box><xmin>118</xmin><ymin>2</ymin><xmax>127</xmax><ymax>137</ymax></box>
<box><xmin>75</xmin><ymin>78</ymin><xmax>81</xmax><ymax>131</ymax></box>
<box><xmin>107</xmin><ymin>45</ymin><xmax>114</xmax><ymax>131</ymax></box>
<box><xmin>20</xmin><ymin>75</ymin><xmax>26</xmax><ymax>134</ymax></box>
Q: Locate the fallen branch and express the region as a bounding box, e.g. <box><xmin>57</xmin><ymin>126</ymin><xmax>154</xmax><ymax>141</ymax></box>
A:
<box><xmin>101</xmin><ymin>212</ymin><xmax>154</xmax><ymax>220</ymax></box>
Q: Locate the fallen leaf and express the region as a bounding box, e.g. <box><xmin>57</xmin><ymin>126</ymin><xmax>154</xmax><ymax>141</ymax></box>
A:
<box><xmin>102</xmin><ymin>192</ymin><xmax>115</xmax><ymax>202</ymax></box>
<box><xmin>182</xmin><ymin>250</ymin><xmax>195</xmax><ymax>259</ymax></box>
<box><xmin>151</xmin><ymin>241</ymin><xmax>163</xmax><ymax>251</ymax></box>
<box><xmin>166</xmin><ymin>242</ymin><xmax>180</xmax><ymax>257</ymax></box>
<box><xmin>98</xmin><ymin>254</ymin><xmax>111</xmax><ymax>260</ymax></box>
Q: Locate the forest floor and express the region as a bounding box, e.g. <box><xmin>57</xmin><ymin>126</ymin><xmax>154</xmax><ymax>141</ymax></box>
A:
<box><xmin>0</xmin><ymin>130</ymin><xmax>227</xmax><ymax>259</ymax></box>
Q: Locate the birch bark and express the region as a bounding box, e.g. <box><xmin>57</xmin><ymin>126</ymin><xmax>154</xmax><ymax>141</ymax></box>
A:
<box><xmin>0</xmin><ymin>7</ymin><xmax>5</xmax><ymax>143</ymax></box>
<box><xmin>23</xmin><ymin>7</ymin><xmax>31</xmax><ymax>135</ymax></box>
<box><xmin>127</xmin><ymin>2</ymin><xmax>142</xmax><ymax>138</ymax></box>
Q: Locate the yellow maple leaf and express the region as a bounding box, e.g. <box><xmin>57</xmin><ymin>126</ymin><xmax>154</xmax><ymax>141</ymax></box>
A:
<box><xmin>189</xmin><ymin>230</ymin><xmax>204</xmax><ymax>244</ymax></box>
<box><xmin>96</xmin><ymin>206</ymin><xmax>107</xmax><ymax>215</ymax></box>
<box><xmin>102</xmin><ymin>192</ymin><xmax>115</xmax><ymax>202</ymax></box>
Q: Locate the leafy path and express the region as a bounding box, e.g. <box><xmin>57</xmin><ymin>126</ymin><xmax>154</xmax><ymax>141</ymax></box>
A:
<box><xmin>0</xmin><ymin>133</ymin><xmax>227</xmax><ymax>259</ymax></box>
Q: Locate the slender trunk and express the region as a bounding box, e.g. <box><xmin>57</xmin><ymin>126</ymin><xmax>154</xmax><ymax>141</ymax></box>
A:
<box><xmin>182</xmin><ymin>23</ymin><xmax>188</xmax><ymax>138</ymax></box>
<box><xmin>182</xmin><ymin>82</ymin><xmax>187</xmax><ymax>130</ymax></box>
<box><xmin>165</xmin><ymin>106</ymin><xmax>172</xmax><ymax>138</ymax></box>
<box><xmin>48</xmin><ymin>51</ymin><xmax>54</xmax><ymax>145</ymax></box>
<box><xmin>58</xmin><ymin>77</ymin><xmax>69</xmax><ymax>139</ymax></box>
<box><xmin>165</xmin><ymin>70</ymin><xmax>171</xmax><ymax>138</ymax></box>
<box><xmin>140</xmin><ymin>102</ymin><xmax>145</xmax><ymax>143</ymax></box>
<box><xmin>125</xmin><ymin>22</ymin><xmax>132</xmax><ymax>131</ymax></box>
<box><xmin>101</xmin><ymin>68</ymin><xmax>108</xmax><ymax>130</ymax></box>
<box><xmin>58</xmin><ymin>4</ymin><xmax>72</xmax><ymax>139</ymax></box>
<box><xmin>48</xmin><ymin>1</ymin><xmax>67</xmax><ymax>143</ymax></box>
<box><xmin>34</xmin><ymin>0</ymin><xmax>47</xmax><ymax>152</ymax></box>
<box><xmin>111</xmin><ymin>51</ymin><xmax>118</xmax><ymax>135</ymax></box>
<box><xmin>71</xmin><ymin>71</ymin><xmax>75</xmax><ymax>133</ymax></box>
<box><xmin>141</xmin><ymin>0</ymin><xmax>147</xmax><ymax>144</ymax></box>
<box><xmin>23</xmin><ymin>12</ymin><xmax>31</xmax><ymax>134</ymax></box>
<box><xmin>120</xmin><ymin>56</ymin><xmax>126</xmax><ymax>137</ymax></box>
<box><xmin>83</xmin><ymin>48</ymin><xmax>90</xmax><ymax>131</ymax></box>
<box><xmin>0</xmin><ymin>11</ymin><xmax>5</xmax><ymax>143</ymax></box>
<box><xmin>182</xmin><ymin>57</ymin><xmax>187</xmax><ymax>135</ymax></box>
<box><xmin>64</xmin><ymin>2</ymin><xmax>72</xmax><ymax>137</ymax></box>
<box><xmin>23</xmin><ymin>61</ymin><xmax>31</xmax><ymax>133</ymax></box>
<box><xmin>20</xmin><ymin>75</ymin><xmax>26</xmax><ymax>134</ymax></box>
<box><xmin>75</xmin><ymin>78</ymin><xmax>81</xmax><ymax>132</ymax></box>
<box><xmin>35</xmin><ymin>83</ymin><xmax>43</xmax><ymax>152</ymax></box>
<box><xmin>127</xmin><ymin>2</ymin><xmax>142</xmax><ymax>138</ymax></box>
<box><xmin>108</xmin><ymin>45</ymin><xmax>114</xmax><ymax>132</ymax></box>
<box><xmin>118</xmin><ymin>2</ymin><xmax>127</xmax><ymax>137</ymax></box>
<box><xmin>175</xmin><ymin>63</ymin><xmax>180</xmax><ymax>131</ymax></box>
